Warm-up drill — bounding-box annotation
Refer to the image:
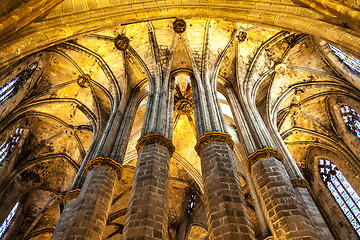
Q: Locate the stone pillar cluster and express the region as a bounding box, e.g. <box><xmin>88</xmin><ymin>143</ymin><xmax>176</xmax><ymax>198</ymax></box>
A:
<box><xmin>195</xmin><ymin>132</ymin><xmax>255</xmax><ymax>240</ymax></box>
<box><xmin>122</xmin><ymin>135</ymin><xmax>174</xmax><ymax>239</ymax></box>
<box><xmin>225</xmin><ymin>83</ymin><xmax>332</xmax><ymax>239</ymax></box>
<box><xmin>50</xmin><ymin>19</ymin><xmax>334</xmax><ymax>240</ymax></box>
<box><xmin>51</xmin><ymin>89</ymin><xmax>139</xmax><ymax>240</ymax></box>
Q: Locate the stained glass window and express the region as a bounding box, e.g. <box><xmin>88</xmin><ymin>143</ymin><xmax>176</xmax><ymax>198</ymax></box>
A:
<box><xmin>319</xmin><ymin>159</ymin><xmax>360</xmax><ymax>236</ymax></box>
<box><xmin>0</xmin><ymin>128</ymin><xmax>23</xmax><ymax>164</ymax></box>
<box><xmin>340</xmin><ymin>105</ymin><xmax>360</xmax><ymax>139</ymax></box>
<box><xmin>0</xmin><ymin>62</ymin><xmax>38</xmax><ymax>104</ymax></box>
<box><xmin>0</xmin><ymin>202</ymin><xmax>19</xmax><ymax>238</ymax></box>
<box><xmin>328</xmin><ymin>43</ymin><xmax>360</xmax><ymax>73</ymax></box>
<box><xmin>186</xmin><ymin>194</ymin><xmax>196</xmax><ymax>216</ymax></box>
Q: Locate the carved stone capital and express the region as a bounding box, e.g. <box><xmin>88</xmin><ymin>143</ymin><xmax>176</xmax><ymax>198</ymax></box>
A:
<box><xmin>291</xmin><ymin>178</ymin><xmax>310</xmax><ymax>190</ymax></box>
<box><xmin>246</xmin><ymin>148</ymin><xmax>284</xmax><ymax>173</ymax></box>
<box><xmin>63</xmin><ymin>189</ymin><xmax>81</xmax><ymax>205</ymax></box>
<box><xmin>136</xmin><ymin>134</ymin><xmax>175</xmax><ymax>156</ymax></box>
<box><xmin>86</xmin><ymin>157</ymin><xmax>123</xmax><ymax>180</ymax></box>
<box><xmin>194</xmin><ymin>131</ymin><xmax>234</xmax><ymax>155</ymax></box>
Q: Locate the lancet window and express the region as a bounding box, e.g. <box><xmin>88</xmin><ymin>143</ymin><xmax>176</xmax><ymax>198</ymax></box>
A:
<box><xmin>340</xmin><ymin>105</ymin><xmax>360</xmax><ymax>139</ymax></box>
<box><xmin>0</xmin><ymin>128</ymin><xmax>23</xmax><ymax>164</ymax></box>
<box><xmin>186</xmin><ymin>194</ymin><xmax>196</xmax><ymax>216</ymax></box>
<box><xmin>0</xmin><ymin>202</ymin><xmax>20</xmax><ymax>238</ymax></box>
<box><xmin>0</xmin><ymin>62</ymin><xmax>38</xmax><ymax>104</ymax></box>
<box><xmin>319</xmin><ymin>158</ymin><xmax>360</xmax><ymax>236</ymax></box>
<box><xmin>328</xmin><ymin>43</ymin><xmax>360</xmax><ymax>73</ymax></box>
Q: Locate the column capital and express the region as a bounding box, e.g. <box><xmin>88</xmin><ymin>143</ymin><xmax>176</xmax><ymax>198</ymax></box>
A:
<box><xmin>246</xmin><ymin>148</ymin><xmax>284</xmax><ymax>173</ymax></box>
<box><xmin>86</xmin><ymin>157</ymin><xmax>123</xmax><ymax>180</ymax></box>
<box><xmin>136</xmin><ymin>134</ymin><xmax>175</xmax><ymax>156</ymax></box>
<box><xmin>290</xmin><ymin>178</ymin><xmax>310</xmax><ymax>190</ymax></box>
<box><xmin>194</xmin><ymin>131</ymin><xmax>234</xmax><ymax>155</ymax></box>
<box><xmin>63</xmin><ymin>189</ymin><xmax>81</xmax><ymax>205</ymax></box>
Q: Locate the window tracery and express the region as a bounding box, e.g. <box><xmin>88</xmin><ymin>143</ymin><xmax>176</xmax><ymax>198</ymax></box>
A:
<box><xmin>186</xmin><ymin>194</ymin><xmax>196</xmax><ymax>216</ymax></box>
<box><xmin>328</xmin><ymin>43</ymin><xmax>360</xmax><ymax>73</ymax></box>
<box><xmin>319</xmin><ymin>158</ymin><xmax>360</xmax><ymax>236</ymax></box>
<box><xmin>340</xmin><ymin>105</ymin><xmax>360</xmax><ymax>139</ymax></box>
<box><xmin>0</xmin><ymin>62</ymin><xmax>38</xmax><ymax>104</ymax></box>
<box><xmin>0</xmin><ymin>128</ymin><xmax>23</xmax><ymax>163</ymax></box>
<box><xmin>0</xmin><ymin>202</ymin><xmax>19</xmax><ymax>238</ymax></box>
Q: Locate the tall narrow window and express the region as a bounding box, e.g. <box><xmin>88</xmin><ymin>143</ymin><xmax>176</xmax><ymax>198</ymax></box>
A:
<box><xmin>0</xmin><ymin>62</ymin><xmax>38</xmax><ymax>104</ymax></box>
<box><xmin>328</xmin><ymin>43</ymin><xmax>360</xmax><ymax>73</ymax></box>
<box><xmin>0</xmin><ymin>202</ymin><xmax>19</xmax><ymax>238</ymax></box>
<box><xmin>0</xmin><ymin>128</ymin><xmax>23</xmax><ymax>164</ymax></box>
<box><xmin>340</xmin><ymin>105</ymin><xmax>360</xmax><ymax>139</ymax></box>
<box><xmin>319</xmin><ymin>158</ymin><xmax>360</xmax><ymax>236</ymax></box>
<box><xmin>186</xmin><ymin>194</ymin><xmax>196</xmax><ymax>216</ymax></box>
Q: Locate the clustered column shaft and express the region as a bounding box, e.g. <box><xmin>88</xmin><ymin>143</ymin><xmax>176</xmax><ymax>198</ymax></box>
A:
<box><xmin>192</xmin><ymin>74</ymin><xmax>255</xmax><ymax>239</ymax></box>
<box><xmin>51</xmin><ymin>92</ymin><xmax>139</xmax><ymax>240</ymax></box>
<box><xmin>226</xmin><ymin>84</ymin><xmax>328</xmax><ymax>239</ymax></box>
<box><xmin>122</xmin><ymin>141</ymin><xmax>172</xmax><ymax>239</ymax></box>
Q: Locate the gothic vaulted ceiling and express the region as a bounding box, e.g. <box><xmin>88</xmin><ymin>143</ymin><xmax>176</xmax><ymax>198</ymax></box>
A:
<box><xmin>1</xmin><ymin>6</ymin><xmax>360</xmax><ymax>238</ymax></box>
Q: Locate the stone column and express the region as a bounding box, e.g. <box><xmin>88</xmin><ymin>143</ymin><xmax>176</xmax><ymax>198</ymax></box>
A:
<box><xmin>51</xmin><ymin>90</ymin><xmax>140</xmax><ymax>240</ymax></box>
<box><xmin>122</xmin><ymin>135</ymin><xmax>174</xmax><ymax>240</ymax></box>
<box><xmin>224</xmin><ymin>84</ymin><xmax>328</xmax><ymax>239</ymax></box>
<box><xmin>194</xmin><ymin>132</ymin><xmax>255</xmax><ymax>240</ymax></box>
<box><xmin>121</xmin><ymin>89</ymin><xmax>174</xmax><ymax>239</ymax></box>
<box><xmin>190</xmin><ymin>68</ymin><xmax>254</xmax><ymax>239</ymax></box>
<box><xmin>60</xmin><ymin>158</ymin><xmax>122</xmax><ymax>239</ymax></box>
<box><xmin>226</xmin><ymin>86</ymin><xmax>273</xmax><ymax>239</ymax></box>
<box><xmin>247</xmin><ymin>148</ymin><xmax>324</xmax><ymax>239</ymax></box>
<box><xmin>268</xmin><ymin>123</ymin><xmax>333</xmax><ymax>239</ymax></box>
<box><xmin>290</xmin><ymin>178</ymin><xmax>334</xmax><ymax>239</ymax></box>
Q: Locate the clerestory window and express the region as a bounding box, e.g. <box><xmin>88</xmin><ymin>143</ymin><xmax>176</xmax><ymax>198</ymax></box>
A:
<box><xmin>340</xmin><ymin>105</ymin><xmax>360</xmax><ymax>139</ymax></box>
<box><xmin>328</xmin><ymin>43</ymin><xmax>360</xmax><ymax>74</ymax></box>
<box><xmin>186</xmin><ymin>194</ymin><xmax>196</xmax><ymax>216</ymax></box>
<box><xmin>0</xmin><ymin>128</ymin><xmax>23</xmax><ymax>164</ymax></box>
<box><xmin>319</xmin><ymin>158</ymin><xmax>360</xmax><ymax>236</ymax></box>
<box><xmin>0</xmin><ymin>202</ymin><xmax>19</xmax><ymax>238</ymax></box>
<box><xmin>0</xmin><ymin>62</ymin><xmax>38</xmax><ymax>104</ymax></box>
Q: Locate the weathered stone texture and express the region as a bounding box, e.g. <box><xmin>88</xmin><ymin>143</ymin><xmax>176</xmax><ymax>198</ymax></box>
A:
<box><xmin>252</xmin><ymin>158</ymin><xmax>321</xmax><ymax>240</ymax></box>
<box><xmin>52</xmin><ymin>167</ymin><xmax>117</xmax><ymax>240</ymax></box>
<box><xmin>122</xmin><ymin>143</ymin><xmax>170</xmax><ymax>240</ymax></box>
<box><xmin>51</xmin><ymin>199</ymin><xmax>76</xmax><ymax>240</ymax></box>
<box><xmin>296</xmin><ymin>188</ymin><xmax>334</xmax><ymax>239</ymax></box>
<box><xmin>200</xmin><ymin>141</ymin><xmax>255</xmax><ymax>240</ymax></box>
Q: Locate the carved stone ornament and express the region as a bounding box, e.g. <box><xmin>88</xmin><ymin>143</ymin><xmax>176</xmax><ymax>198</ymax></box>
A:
<box><xmin>136</xmin><ymin>134</ymin><xmax>175</xmax><ymax>156</ymax></box>
<box><xmin>114</xmin><ymin>34</ymin><xmax>129</xmax><ymax>51</ymax></box>
<box><xmin>274</xmin><ymin>63</ymin><xmax>287</xmax><ymax>74</ymax></box>
<box><xmin>290</xmin><ymin>178</ymin><xmax>310</xmax><ymax>189</ymax></box>
<box><xmin>194</xmin><ymin>131</ymin><xmax>234</xmax><ymax>155</ymax></box>
<box><xmin>77</xmin><ymin>74</ymin><xmax>91</xmax><ymax>88</ymax></box>
<box><xmin>63</xmin><ymin>189</ymin><xmax>81</xmax><ymax>205</ymax></box>
<box><xmin>246</xmin><ymin>148</ymin><xmax>284</xmax><ymax>173</ymax></box>
<box><xmin>86</xmin><ymin>157</ymin><xmax>123</xmax><ymax>180</ymax></box>
<box><xmin>236</xmin><ymin>31</ymin><xmax>247</xmax><ymax>42</ymax></box>
<box><xmin>173</xmin><ymin>19</ymin><xmax>186</xmax><ymax>33</ymax></box>
<box><xmin>175</xmin><ymin>98</ymin><xmax>193</xmax><ymax>115</ymax></box>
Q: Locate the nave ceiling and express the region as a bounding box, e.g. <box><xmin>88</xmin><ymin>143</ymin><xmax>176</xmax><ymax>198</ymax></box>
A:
<box><xmin>0</xmin><ymin>17</ymin><xmax>359</xmax><ymax>239</ymax></box>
